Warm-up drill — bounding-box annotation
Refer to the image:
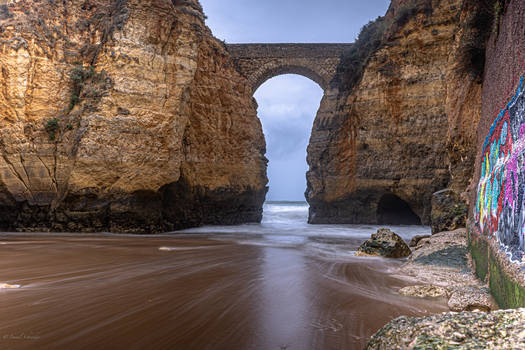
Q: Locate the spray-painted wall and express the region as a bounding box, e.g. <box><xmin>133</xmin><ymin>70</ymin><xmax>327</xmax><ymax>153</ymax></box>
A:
<box><xmin>468</xmin><ymin>0</ymin><xmax>525</xmax><ymax>308</ymax></box>
<box><xmin>474</xmin><ymin>76</ymin><xmax>525</xmax><ymax>263</ymax></box>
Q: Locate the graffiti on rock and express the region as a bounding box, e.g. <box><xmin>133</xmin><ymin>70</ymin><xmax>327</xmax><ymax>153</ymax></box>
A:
<box><xmin>475</xmin><ymin>76</ymin><xmax>525</xmax><ymax>262</ymax></box>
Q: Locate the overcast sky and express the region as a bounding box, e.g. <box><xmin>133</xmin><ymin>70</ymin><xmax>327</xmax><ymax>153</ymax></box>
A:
<box><xmin>200</xmin><ymin>0</ymin><xmax>391</xmax><ymax>201</ymax></box>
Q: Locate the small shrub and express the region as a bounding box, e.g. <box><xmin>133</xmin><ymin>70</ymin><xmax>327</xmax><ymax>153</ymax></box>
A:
<box><xmin>455</xmin><ymin>0</ymin><xmax>506</xmax><ymax>81</ymax></box>
<box><xmin>69</xmin><ymin>93</ymin><xmax>80</xmax><ymax>110</ymax></box>
<box><xmin>0</xmin><ymin>4</ymin><xmax>13</xmax><ymax>20</ymax></box>
<box><xmin>493</xmin><ymin>0</ymin><xmax>505</xmax><ymax>35</ymax></box>
<box><xmin>332</xmin><ymin>16</ymin><xmax>388</xmax><ymax>91</ymax></box>
<box><xmin>395</xmin><ymin>4</ymin><xmax>418</xmax><ymax>28</ymax></box>
<box><xmin>45</xmin><ymin>118</ymin><xmax>59</xmax><ymax>141</ymax></box>
<box><xmin>332</xmin><ymin>0</ymin><xmax>436</xmax><ymax>92</ymax></box>
<box><xmin>68</xmin><ymin>64</ymin><xmax>109</xmax><ymax>111</ymax></box>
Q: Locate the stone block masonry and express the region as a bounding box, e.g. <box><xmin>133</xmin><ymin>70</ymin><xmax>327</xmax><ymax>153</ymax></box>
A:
<box><xmin>227</xmin><ymin>43</ymin><xmax>353</xmax><ymax>92</ymax></box>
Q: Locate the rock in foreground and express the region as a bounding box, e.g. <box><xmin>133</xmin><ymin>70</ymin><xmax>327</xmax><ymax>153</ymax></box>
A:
<box><xmin>394</xmin><ymin>229</ymin><xmax>496</xmax><ymax>312</ymax></box>
<box><xmin>356</xmin><ymin>228</ymin><xmax>411</xmax><ymax>258</ymax></box>
<box><xmin>398</xmin><ymin>285</ymin><xmax>448</xmax><ymax>299</ymax></box>
<box><xmin>366</xmin><ymin>309</ymin><xmax>525</xmax><ymax>349</ymax></box>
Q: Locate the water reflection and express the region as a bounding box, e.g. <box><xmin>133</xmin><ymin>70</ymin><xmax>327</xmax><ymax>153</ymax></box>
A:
<box><xmin>0</xmin><ymin>203</ymin><xmax>448</xmax><ymax>349</ymax></box>
<box><xmin>258</xmin><ymin>247</ymin><xmax>311</xmax><ymax>349</ymax></box>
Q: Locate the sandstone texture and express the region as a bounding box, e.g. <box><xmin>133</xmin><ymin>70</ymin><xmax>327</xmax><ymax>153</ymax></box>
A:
<box><xmin>356</xmin><ymin>228</ymin><xmax>411</xmax><ymax>258</ymax></box>
<box><xmin>306</xmin><ymin>0</ymin><xmax>481</xmax><ymax>227</ymax></box>
<box><xmin>0</xmin><ymin>0</ymin><xmax>267</xmax><ymax>233</ymax></box>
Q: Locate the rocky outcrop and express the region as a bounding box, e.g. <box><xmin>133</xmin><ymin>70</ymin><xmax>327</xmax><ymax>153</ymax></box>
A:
<box><xmin>307</xmin><ymin>0</ymin><xmax>466</xmax><ymax>225</ymax></box>
<box><xmin>431</xmin><ymin>189</ymin><xmax>467</xmax><ymax>234</ymax></box>
<box><xmin>366</xmin><ymin>308</ymin><xmax>525</xmax><ymax>349</ymax></box>
<box><xmin>395</xmin><ymin>229</ymin><xmax>496</xmax><ymax>312</ymax></box>
<box><xmin>0</xmin><ymin>0</ymin><xmax>267</xmax><ymax>233</ymax></box>
<box><xmin>356</xmin><ymin>228</ymin><xmax>411</xmax><ymax>258</ymax></box>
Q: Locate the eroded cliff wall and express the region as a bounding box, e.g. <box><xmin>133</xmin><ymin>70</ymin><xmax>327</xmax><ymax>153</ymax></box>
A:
<box><xmin>307</xmin><ymin>0</ymin><xmax>473</xmax><ymax>227</ymax></box>
<box><xmin>0</xmin><ymin>0</ymin><xmax>267</xmax><ymax>233</ymax></box>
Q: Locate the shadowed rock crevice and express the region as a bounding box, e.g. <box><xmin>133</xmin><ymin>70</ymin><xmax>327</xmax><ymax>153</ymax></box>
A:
<box><xmin>7</xmin><ymin>176</ymin><xmax>267</xmax><ymax>234</ymax></box>
<box><xmin>377</xmin><ymin>194</ymin><xmax>421</xmax><ymax>225</ymax></box>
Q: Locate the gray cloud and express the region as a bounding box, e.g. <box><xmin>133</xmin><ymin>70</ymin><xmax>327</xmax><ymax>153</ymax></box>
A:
<box><xmin>200</xmin><ymin>0</ymin><xmax>391</xmax><ymax>43</ymax></box>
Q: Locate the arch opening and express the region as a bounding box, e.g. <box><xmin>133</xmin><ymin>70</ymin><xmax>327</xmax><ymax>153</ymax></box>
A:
<box><xmin>377</xmin><ymin>194</ymin><xmax>421</xmax><ymax>225</ymax></box>
<box><xmin>254</xmin><ymin>74</ymin><xmax>323</xmax><ymax>202</ymax></box>
<box><xmin>253</xmin><ymin>65</ymin><xmax>326</xmax><ymax>93</ymax></box>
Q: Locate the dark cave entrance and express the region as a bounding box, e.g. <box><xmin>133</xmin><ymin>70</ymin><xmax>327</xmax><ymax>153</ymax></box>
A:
<box><xmin>376</xmin><ymin>194</ymin><xmax>421</xmax><ymax>225</ymax></box>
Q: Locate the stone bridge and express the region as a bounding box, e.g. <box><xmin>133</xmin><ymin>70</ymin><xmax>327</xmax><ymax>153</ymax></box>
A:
<box><xmin>226</xmin><ymin>43</ymin><xmax>353</xmax><ymax>92</ymax></box>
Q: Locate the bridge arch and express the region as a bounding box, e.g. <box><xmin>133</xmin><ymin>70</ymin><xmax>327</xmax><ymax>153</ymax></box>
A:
<box><xmin>227</xmin><ymin>43</ymin><xmax>352</xmax><ymax>93</ymax></box>
<box><xmin>252</xmin><ymin>64</ymin><xmax>327</xmax><ymax>92</ymax></box>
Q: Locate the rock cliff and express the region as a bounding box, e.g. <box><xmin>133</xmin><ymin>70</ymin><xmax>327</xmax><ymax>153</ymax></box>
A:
<box><xmin>0</xmin><ymin>0</ymin><xmax>267</xmax><ymax>233</ymax></box>
<box><xmin>306</xmin><ymin>0</ymin><xmax>484</xmax><ymax>229</ymax></box>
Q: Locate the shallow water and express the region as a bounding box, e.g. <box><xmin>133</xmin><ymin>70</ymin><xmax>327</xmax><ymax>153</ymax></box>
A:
<box><xmin>0</xmin><ymin>202</ymin><xmax>447</xmax><ymax>349</ymax></box>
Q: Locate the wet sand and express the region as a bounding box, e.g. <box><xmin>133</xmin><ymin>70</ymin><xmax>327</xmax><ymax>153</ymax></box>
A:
<box><xmin>0</xmin><ymin>232</ymin><xmax>448</xmax><ymax>349</ymax></box>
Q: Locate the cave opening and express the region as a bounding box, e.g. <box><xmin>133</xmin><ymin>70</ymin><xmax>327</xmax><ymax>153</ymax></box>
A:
<box><xmin>376</xmin><ymin>194</ymin><xmax>421</xmax><ymax>225</ymax></box>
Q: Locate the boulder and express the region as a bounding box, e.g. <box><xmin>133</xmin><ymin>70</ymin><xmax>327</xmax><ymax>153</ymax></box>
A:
<box><xmin>398</xmin><ymin>285</ymin><xmax>448</xmax><ymax>298</ymax></box>
<box><xmin>409</xmin><ymin>234</ymin><xmax>431</xmax><ymax>247</ymax></box>
<box><xmin>356</xmin><ymin>228</ymin><xmax>411</xmax><ymax>258</ymax></box>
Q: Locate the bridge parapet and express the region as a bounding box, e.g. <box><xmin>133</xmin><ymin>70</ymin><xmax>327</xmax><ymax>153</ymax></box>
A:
<box><xmin>227</xmin><ymin>43</ymin><xmax>353</xmax><ymax>92</ymax></box>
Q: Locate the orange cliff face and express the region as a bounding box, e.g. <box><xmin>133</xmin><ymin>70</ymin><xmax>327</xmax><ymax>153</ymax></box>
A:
<box><xmin>0</xmin><ymin>0</ymin><xmax>267</xmax><ymax>233</ymax></box>
<box><xmin>306</xmin><ymin>0</ymin><xmax>481</xmax><ymax>229</ymax></box>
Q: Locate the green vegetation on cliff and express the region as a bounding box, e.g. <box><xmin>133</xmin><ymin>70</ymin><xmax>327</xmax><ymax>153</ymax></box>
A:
<box><xmin>331</xmin><ymin>16</ymin><xmax>387</xmax><ymax>92</ymax></box>
<box><xmin>332</xmin><ymin>0</ymin><xmax>436</xmax><ymax>93</ymax></box>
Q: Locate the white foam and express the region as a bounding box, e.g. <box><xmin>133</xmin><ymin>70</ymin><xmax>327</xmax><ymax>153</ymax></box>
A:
<box><xmin>0</xmin><ymin>283</ymin><xmax>20</xmax><ymax>289</ymax></box>
<box><xmin>179</xmin><ymin>202</ymin><xmax>431</xmax><ymax>241</ymax></box>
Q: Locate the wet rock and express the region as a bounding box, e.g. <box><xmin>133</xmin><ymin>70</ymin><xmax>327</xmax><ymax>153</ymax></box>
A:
<box><xmin>367</xmin><ymin>309</ymin><xmax>525</xmax><ymax>349</ymax></box>
<box><xmin>447</xmin><ymin>286</ymin><xmax>494</xmax><ymax>312</ymax></box>
<box><xmin>430</xmin><ymin>189</ymin><xmax>467</xmax><ymax>234</ymax></box>
<box><xmin>398</xmin><ymin>285</ymin><xmax>448</xmax><ymax>298</ymax></box>
<box><xmin>356</xmin><ymin>228</ymin><xmax>411</xmax><ymax>258</ymax></box>
<box><xmin>409</xmin><ymin>235</ymin><xmax>431</xmax><ymax>247</ymax></box>
<box><xmin>413</xmin><ymin>245</ymin><xmax>469</xmax><ymax>269</ymax></box>
<box><xmin>393</xmin><ymin>229</ymin><xmax>497</xmax><ymax>312</ymax></box>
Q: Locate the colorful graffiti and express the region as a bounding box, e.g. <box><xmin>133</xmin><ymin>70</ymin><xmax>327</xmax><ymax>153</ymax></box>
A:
<box><xmin>475</xmin><ymin>76</ymin><xmax>525</xmax><ymax>262</ymax></box>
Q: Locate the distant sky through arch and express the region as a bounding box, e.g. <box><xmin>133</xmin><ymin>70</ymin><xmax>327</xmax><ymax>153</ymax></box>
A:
<box><xmin>254</xmin><ymin>75</ymin><xmax>323</xmax><ymax>201</ymax></box>
<box><xmin>200</xmin><ymin>0</ymin><xmax>391</xmax><ymax>201</ymax></box>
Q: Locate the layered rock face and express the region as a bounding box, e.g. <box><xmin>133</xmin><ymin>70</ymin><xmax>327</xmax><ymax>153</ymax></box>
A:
<box><xmin>0</xmin><ymin>0</ymin><xmax>267</xmax><ymax>233</ymax></box>
<box><xmin>307</xmin><ymin>0</ymin><xmax>465</xmax><ymax>225</ymax></box>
